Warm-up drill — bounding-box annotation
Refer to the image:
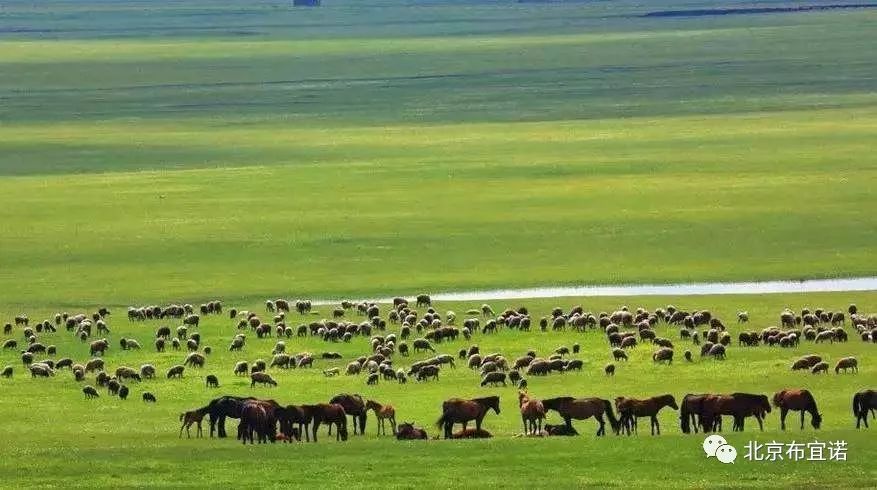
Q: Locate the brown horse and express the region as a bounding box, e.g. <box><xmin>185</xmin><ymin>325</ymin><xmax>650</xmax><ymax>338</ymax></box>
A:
<box><xmin>853</xmin><ymin>389</ymin><xmax>876</xmax><ymax>428</ymax></box>
<box><xmin>365</xmin><ymin>399</ymin><xmax>397</xmax><ymax>436</ymax></box>
<box><xmin>329</xmin><ymin>393</ymin><xmax>367</xmax><ymax>435</ymax></box>
<box><xmin>615</xmin><ymin>394</ymin><xmax>678</xmax><ymax>435</ymax></box>
<box><xmin>679</xmin><ymin>393</ymin><xmax>710</xmax><ymax>434</ymax></box>
<box><xmin>396</xmin><ymin>422</ymin><xmax>428</xmax><ymax>440</ymax></box>
<box><xmin>239</xmin><ymin>400</ymin><xmax>278</xmax><ymax>444</ymax></box>
<box><xmin>179</xmin><ymin>407</ymin><xmax>209</xmax><ymax>438</ymax></box>
<box><xmin>518</xmin><ymin>391</ymin><xmax>545</xmax><ymax>435</ymax></box>
<box><xmin>452</xmin><ymin>428</ymin><xmax>492</xmax><ymax>438</ymax></box>
<box><xmin>436</xmin><ymin>396</ymin><xmax>501</xmax><ymax>439</ymax></box>
<box><xmin>308</xmin><ymin>403</ymin><xmax>348</xmax><ymax>442</ymax></box>
<box><xmin>773</xmin><ymin>389</ymin><xmax>822</xmax><ymax>430</ymax></box>
<box><xmin>701</xmin><ymin>393</ymin><xmax>771</xmax><ymax>432</ymax></box>
<box><xmin>542</xmin><ymin>396</ymin><xmax>620</xmax><ymax>436</ymax></box>
<box><xmin>277</xmin><ymin>404</ymin><xmax>313</xmax><ymax>442</ymax></box>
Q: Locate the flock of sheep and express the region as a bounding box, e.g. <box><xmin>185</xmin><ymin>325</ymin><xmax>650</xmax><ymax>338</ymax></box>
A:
<box><xmin>1</xmin><ymin>295</ymin><xmax>875</xmax><ymax>439</ymax></box>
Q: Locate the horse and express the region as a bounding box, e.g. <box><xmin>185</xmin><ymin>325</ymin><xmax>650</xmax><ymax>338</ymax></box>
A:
<box><xmin>773</xmin><ymin>389</ymin><xmax>822</xmax><ymax>430</ymax></box>
<box><xmin>206</xmin><ymin>395</ymin><xmax>257</xmax><ymax>438</ymax></box>
<box><xmin>396</xmin><ymin>422</ymin><xmax>428</xmax><ymax>440</ymax></box>
<box><xmin>701</xmin><ymin>393</ymin><xmax>771</xmax><ymax>432</ymax></box>
<box><xmin>179</xmin><ymin>407</ymin><xmax>209</xmax><ymax>438</ymax></box>
<box><xmin>452</xmin><ymin>428</ymin><xmax>492</xmax><ymax>438</ymax></box>
<box><xmin>436</xmin><ymin>396</ymin><xmax>501</xmax><ymax>439</ymax></box>
<box><xmin>614</xmin><ymin>394</ymin><xmax>678</xmax><ymax>435</ymax></box>
<box><xmin>852</xmin><ymin>389</ymin><xmax>876</xmax><ymax>428</ymax></box>
<box><xmin>238</xmin><ymin>400</ymin><xmax>278</xmax><ymax>444</ymax></box>
<box><xmin>679</xmin><ymin>393</ymin><xmax>710</xmax><ymax>434</ymax></box>
<box><xmin>542</xmin><ymin>396</ymin><xmax>620</xmax><ymax>436</ymax></box>
<box><xmin>518</xmin><ymin>391</ymin><xmax>545</xmax><ymax>435</ymax></box>
<box><xmin>308</xmin><ymin>403</ymin><xmax>348</xmax><ymax>442</ymax></box>
<box><xmin>365</xmin><ymin>399</ymin><xmax>397</xmax><ymax>436</ymax></box>
<box><xmin>276</xmin><ymin>404</ymin><xmax>313</xmax><ymax>441</ymax></box>
<box><xmin>329</xmin><ymin>393</ymin><xmax>367</xmax><ymax>436</ymax></box>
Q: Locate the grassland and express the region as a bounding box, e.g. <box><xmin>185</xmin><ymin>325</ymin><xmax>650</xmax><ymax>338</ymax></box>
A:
<box><xmin>1</xmin><ymin>292</ymin><xmax>875</xmax><ymax>488</ymax></box>
<box><xmin>0</xmin><ymin>0</ymin><xmax>876</xmax><ymax>487</ymax></box>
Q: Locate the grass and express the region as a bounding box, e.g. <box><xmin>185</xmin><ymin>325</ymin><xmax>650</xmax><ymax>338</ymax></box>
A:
<box><xmin>0</xmin><ymin>292</ymin><xmax>875</xmax><ymax>488</ymax></box>
<box><xmin>0</xmin><ymin>0</ymin><xmax>876</xmax><ymax>486</ymax></box>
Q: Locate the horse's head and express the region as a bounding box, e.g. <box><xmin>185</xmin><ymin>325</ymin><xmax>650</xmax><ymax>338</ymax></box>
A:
<box><xmin>760</xmin><ymin>395</ymin><xmax>772</xmax><ymax>413</ymax></box>
<box><xmin>666</xmin><ymin>395</ymin><xmax>679</xmax><ymax>410</ymax></box>
<box><xmin>339</xmin><ymin>427</ymin><xmax>349</xmax><ymax>441</ymax></box>
<box><xmin>490</xmin><ymin>396</ymin><xmax>502</xmax><ymax>414</ymax></box>
<box><xmin>811</xmin><ymin>412</ymin><xmax>822</xmax><ymax>429</ymax></box>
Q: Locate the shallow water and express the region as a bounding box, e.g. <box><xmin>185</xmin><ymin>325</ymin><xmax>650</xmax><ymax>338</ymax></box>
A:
<box><xmin>314</xmin><ymin>277</ymin><xmax>877</xmax><ymax>304</ymax></box>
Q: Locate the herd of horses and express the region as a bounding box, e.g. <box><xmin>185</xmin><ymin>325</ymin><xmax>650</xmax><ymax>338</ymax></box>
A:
<box><xmin>180</xmin><ymin>388</ymin><xmax>877</xmax><ymax>443</ymax></box>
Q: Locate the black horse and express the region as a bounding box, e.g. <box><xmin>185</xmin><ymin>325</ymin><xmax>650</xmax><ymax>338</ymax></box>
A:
<box><xmin>329</xmin><ymin>393</ymin><xmax>367</xmax><ymax>435</ymax></box>
<box><xmin>207</xmin><ymin>395</ymin><xmax>256</xmax><ymax>438</ymax></box>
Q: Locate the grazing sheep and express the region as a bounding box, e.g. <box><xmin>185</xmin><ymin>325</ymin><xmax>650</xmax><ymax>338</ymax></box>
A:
<box><xmin>82</xmin><ymin>385</ymin><xmax>99</xmax><ymax>399</ymax></box>
<box><xmin>29</xmin><ymin>363</ymin><xmax>54</xmax><ymax>377</ymax></box>
<box><xmin>652</xmin><ymin>347</ymin><xmax>674</xmax><ymax>364</ymax></box>
<box><xmin>815</xmin><ymin>330</ymin><xmax>835</xmax><ymax>343</ymax></box>
<box><xmin>2</xmin><ymin>339</ymin><xmax>16</xmax><ymax>350</ymax></box>
<box><xmin>205</xmin><ymin>374</ymin><xmax>219</xmax><ymax>387</ymax></box>
<box><xmin>1</xmin><ymin>365</ymin><xmax>12</xmax><ymax>378</ymax></box>
<box><xmin>140</xmin><ymin>364</ymin><xmax>156</xmax><ymax>379</ymax></box>
<box><xmin>367</xmin><ymin>373</ymin><xmax>379</xmax><ymax>385</ymax></box>
<box><xmin>74</xmin><ymin>367</ymin><xmax>86</xmax><ymax>381</ymax></box>
<box><xmin>834</xmin><ymin>357</ymin><xmax>858</xmax><ymax>374</ymax></box>
<box><xmin>737</xmin><ymin>311</ymin><xmax>749</xmax><ymax>323</ymax></box>
<box><xmin>166</xmin><ymin>365</ymin><xmax>185</xmax><ymax>379</ymax></box>
<box><xmin>233</xmin><ymin>361</ymin><xmax>248</xmax><ymax>376</ymax></box>
<box><xmin>89</xmin><ymin>339</ymin><xmax>109</xmax><ymax>356</ymax></box>
<box><xmin>96</xmin><ymin>372</ymin><xmax>110</xmax><ymax>386</ymax></box>
<box><xmin>119</xmin><ymin>385</ymin><xmax>130</xmax><ymax>400</ymax></box>
<box><xmin>412</xmin><ymin>338</ymin><xmax>435</xmax><ymax>353</ymax></box>
<box><xmin>143</xmin><ymin>392</ymin><xmax>157</xmax><ymax>403</ymax></box>
<box><xmin>85</xmin><ymin>358</ymin><xmax>104</xmax><ymax>373</ymax></box>
<box><xmin>604</xmin><ymin>363</ymin><xmax>615</xmax><ymax>376</ymax></box>
<box><xmin>480</xmin><ymin>372</ymin><xmax>507</xmax><ymax>387</ymax></box>
<box><xmin>707</xmin><ymin>344</ymin><xmax>726</xmax><ymax>360</ymax></box>
<box><xmin>811</xmin><ymin>362</ymin><xmax>829</xmax><ymax>374</ymax></box>
<box><xmin>612</xmin><ymin>348</ymin><xmax>628</xmax><ymax>361</ymax></box>
<box><xmin>323</xmin><ymin>368</ymin><xmax>340</xmax><ymax>377</ymax></box>
<box><xmin>684</xmin><ymin>350</ymin><xmax>693</xmax><ymax>362</ymax></box>
<box><xmin>107</xmin><ymin>379</ymin><xmax>121</xmax><ymax>395</ymax></box>
<box><xmin>416</xmin><ymin>365</ymin><xmax>440</xmax><ymax>382</ymax></box>
<box><xmin>565</xmin><ymin>359</ymin><xmax>584</xmax><ymax>371</ymax></box>
<box><xmin>185</xmin><ymin>352</ymin><xmax>205</xmax><ymax>368</ymax></box>
<box><xmin>251</xmin><ymin>372</ymin><xmax>277</xmax><ymax>387</ymax></box>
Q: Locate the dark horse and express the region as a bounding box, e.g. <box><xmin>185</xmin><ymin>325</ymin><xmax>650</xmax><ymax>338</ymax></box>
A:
<box><xmin>542</xmin><ymin>396</ymin><xmax>619</xmax><ymax>436</ymax></box>
<box><xmin>615</xmin><ymin>394</ymin><xmax>678</xmax><ymax>435</ymax></box>
<box><xmin>702</xmin><ymin>393</ymin><xmax>771</xmax><ymax>432</ymax></box>
<box><xmin>853</xmin><ymin>389</ymin><xmax>877</xmax><ymax>428</ymax></box>
<box><xmin>436</xmin><ymin>396</ymin><xmax>501</xmax><ymax>439</ymax></box>
<box><xmin>238</xmin><ymin>399</ymin><xmax>279</xmax><ymax>444</ymax></box>
<box><xmin>773</xmin><ymin>389</ymin><xmax>822</xmax><ymax>430</ymax></box>
<box><xmin>330</xmin><ymin>393</ymin><xmax>367</xmax><ymax>436</ymax></box>
<box><xmin>680</xmin><ymin>393</ymin><xmax>709</xmax><ymax>434</ymax></box>
<box><xmin>276</xmin><ymin>404</ymin><xmax>314</xmax><ymax>441</ymax></box>
<box><xmin>307</xmin><ymin>403</ymin><xmax>348</xmax><ymax>442</ymax></box>
<box><xmin>396</xmin><ymin>422</ymin><xmax>428</xmax><ymax>440</ymax></box>
<box><xmin>207</xmin><ymin>395</ymin><xmax>257</xmax><ymax>438</ymax></box>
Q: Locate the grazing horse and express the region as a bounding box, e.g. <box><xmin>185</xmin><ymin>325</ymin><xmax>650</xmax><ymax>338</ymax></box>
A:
<box><xmin>701</xmin><ymin>393</ymin><xmax>771</xmax><ymax>432</ymax></box>
<box><xmin>207</xmin><ymin>395</ymin><xmax>257</xmax><ymax>438</ymax></box>
<box><xmin>436</xmin><ymin>396</ymin><xmax>501</xmax><ymax>439</ymax></box>
<box><xmin>679</xmin><ymin>393</ymin><xmax>711</xmax><ymax>434</ymax></box>
<box><xmin>308</xmin><ymin>403</ymin><xmax>348</xmax><ymax>442</ymax></box>
<box><xmin>396</xmin><ymin>422</ymin><xmax>428</xmax><ymax>440</ymax></box>
<box><xmin>239</xmin><ymin>400</ymin><xmax>278</xmax><ymax>444</ymax></box>
<box><xmin>365</xmin><ymin>399</ymin><xmax>397</xmax><ymax>436</ymax></box>
<box><xmin>542</xmin><ymin>396</ymin><xmax>619</xmax><ymax>437</ymax></box>
<box><xmin>518</xmin><ymin>391</ymin><xmax>545</xmax><ymax>435</ymax></box>
<box><xmin>277</xmin><ymin>404</ymin><xmax>313</xmax><ymax>442</ymax></box>
<box><xmin>179</xmin><ymin>407</ymin><xmax>209</xmax><ymax>438</ymax></box>
<box><xmin>615</xmin><ymin>394</ymin><xmax>678</xmax><ymax>435</ymax></box>
<box><xmin>852</xmin><ymin>389</ymin><xmax>876</xmax><ymax>428</ymax></box>
<box><xmin>773</xmin><ymin>389</ymin><xmax>822</xmax><ymax>430</ymax></box>
<box><xmin>329</xmin><ymin>393</ymin><xmax>367</xmax><ymax>436</ymax></box>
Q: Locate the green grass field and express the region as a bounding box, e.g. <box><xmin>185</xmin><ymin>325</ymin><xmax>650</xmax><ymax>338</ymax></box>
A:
<box><xmin>1</xmin><ymin>293</ymin><xmax>875</xmax><ymax>487</ymax></box>
<box><xmin>1</xmin><ymin>0</ymin><xmax>876</xmax><ymax>487</ymax></box>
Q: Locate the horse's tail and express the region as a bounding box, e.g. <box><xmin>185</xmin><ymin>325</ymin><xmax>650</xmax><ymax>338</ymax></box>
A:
<box><xmin>603</xmin><ymin>400</ymin><xmax>620</xmax><ymax>434</ymax></box>
<box><xmin>435</xmin><ymin>412</ymin><xmax>447</xmax><ymax>429</ymax></box>
<box><xmin>680</xmin><ymin>401</ymin><xmax>691</xmax><ymax>434</ymax></box>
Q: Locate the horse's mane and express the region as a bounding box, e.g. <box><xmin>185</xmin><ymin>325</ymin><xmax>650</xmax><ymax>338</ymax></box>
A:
<box><xmin>543</xmin><ymin>396</ymin><xmax>575</xmax><ymax>404</ymax></box>
<box><xmin>473</xmin><ymin>395</ymin><xmax>499</xmax><ymax>404</ymax></box>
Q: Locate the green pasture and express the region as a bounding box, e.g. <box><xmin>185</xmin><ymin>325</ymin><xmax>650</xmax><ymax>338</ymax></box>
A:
<box><xmin>0</xmin><ymin>292</ymin><xmax>875</xmax><ymax>487</ymax></box>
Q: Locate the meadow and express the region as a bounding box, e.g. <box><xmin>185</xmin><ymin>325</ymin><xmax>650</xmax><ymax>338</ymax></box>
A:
<box><xmin>0</xmin><ymin>0</ymin><xmax>876</xmax><ymax>487</ymax></box>
<box><xmin>0</xmin><ymin>292</ymin><xmax>875</xmax><ymax>488</ymax></box>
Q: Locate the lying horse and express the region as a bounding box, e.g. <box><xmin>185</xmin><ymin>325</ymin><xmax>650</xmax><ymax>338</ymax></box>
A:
<box><xmin>396</xmin><ymin>422</ymin><xmax>428</xmax><ymax>440</ymax></box>
<box><xmin>436</xmin><ymin>396</ymin><xmax>500</xmax><ymax>439</ymax></box>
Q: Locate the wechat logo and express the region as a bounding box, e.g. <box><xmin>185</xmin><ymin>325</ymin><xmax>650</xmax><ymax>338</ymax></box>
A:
<box><xmin>703</xmin><ymin>435</ymin><xmax>738</xmax><ymax>464</ymax></box>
